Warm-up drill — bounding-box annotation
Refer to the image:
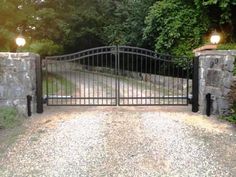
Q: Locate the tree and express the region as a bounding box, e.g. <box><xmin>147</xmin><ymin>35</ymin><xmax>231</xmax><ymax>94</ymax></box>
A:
<box><xmin>0</xmin><ymin>0</ymin><xmax>33</xmax><ymax>51</ymax></box>
<box><xmin>143</xmin><ymin>0</ymin><xmax>209</xmax><ymax>58</ymax></box>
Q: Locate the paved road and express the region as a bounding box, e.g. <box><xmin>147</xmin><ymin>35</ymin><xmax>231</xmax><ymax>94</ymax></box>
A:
<box><xmin>0</xmin><ymin>106</ymin><xmax>236</xmax><ymax>177</ymax></box>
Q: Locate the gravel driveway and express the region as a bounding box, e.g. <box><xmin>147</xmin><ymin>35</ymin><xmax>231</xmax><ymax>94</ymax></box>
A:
<box><xmin>0</xmin><ymin>106</ymin><xmax>236</xmax><ymax>177</ymax></box>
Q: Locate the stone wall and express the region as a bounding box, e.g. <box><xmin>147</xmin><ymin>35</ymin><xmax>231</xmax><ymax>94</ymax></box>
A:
<box><xmin>195</xmin><ymin>50</ymin><xmax>236</xmax><ymax>115</ymax></box>
<box><xmin>0</xmin><ymin>53</ymin><xmax>39</xmax><ymax>116</ymax></box>
<box><xmin>228</xmin><ymin>76</ymin><xmax>236</xmax><ymax>105</ymax></box>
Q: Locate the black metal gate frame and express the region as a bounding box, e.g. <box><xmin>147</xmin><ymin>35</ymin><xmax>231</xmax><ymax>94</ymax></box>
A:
<box><xmin>45</xmin><ymin>46</ymin><xmax>192</xmax><ymax>106</ymax></box>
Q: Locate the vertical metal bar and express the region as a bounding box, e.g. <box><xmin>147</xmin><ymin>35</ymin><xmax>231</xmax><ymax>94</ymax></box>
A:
<box><xmin>181</xmin><ymin>64</ymin><xmax>184</xmax><ymax>104</ymax></box>
<box><xmin>97</xmin><ymin>51</ymin><xmax>99</xmax><ymax>105</ymax></box>
<box><xmin>145</xmin><ymin>51</ymin><xmax>147</xmax><ymax>105</ymax></box>
<box><xmin>168</xmin><ymin>59</ymin><xmax>170</xmax><ymax>104</ymax></box>
<box><xmin>159</xmin><ymin>59</ymin><xmax>161</xmax><ymax>104</ymax></box>
<box><xmin>122</xmin><ymin>52</ymin><xmax>124</xmax><ymax>105</ymax></box>
<box><xmin>140</xmin><ymin>53</ymin><xmax>143</xmax><ymax>104</ymax></box>
<box><xmin>163</xmin><ymin>60</ymin><xmax>166</xmax><ymax>104</ymax></box>
<box><xmin>79</xmin><ymin>57</ymin><xmax>81</xmax><ymax>105</ymax></box>
<box><xmin>35</xmin><ymin>55</ymin><xmax>43</xmax><ymax>113</ymax></box>
<box><xmin>46</xmin><ymin>58</ymin><xmax>49</xmax><ymax>106</ymax></box>
<box><xmin>92</xmin><ymin>51</ymin><xmax>95</xmax><ymax>105</ymax></box>
<box><xmin>116</xmin><ymin>46</ymin><xmax>119</xmax><ymax>106</ymax></box>
<box><xmin>127</xmin><ymin>52</ymin><xmax>129</xmax><ymax>104</ymax></box>
<box><xmin>172</xmin><ymin>61</ymin><xmax>175</xmax><ymax>104</ymax></box>
<box><xmin>51</xmin><ymin>61</ymin><xmax>54</xmax><ymax>105</ymax></box>
<box><xmin>60</xmin><ymin>58</ymin><xmax>63</xmax><ymax>105</ymax></box>
<box><xmin>84</xmin><ymin>57</ymin><xmax>86</xmax><ymax>105</ymax></box>
<box><xmin>177</xmin><ymin>65</ymin><xmax>179</xmax><ymax>104</ymax></box>
<box><xmin>154</xmin><ymin>57</ymin><xmax>157</xmax><ymax>105</ymax></box>
<box><xmin>192</xmin><ymin>56</ymin><xmax>199</xmax><ymax>112</ymax></box>
<box><xmin>70</xmin><ymin>59</ymin><xmax>72</xmax><ymax>105</ymax></box>
<box><xmin>149</xmin><ymin>55</ymin><xmax>152</xmax><ymax>104</ymax></box>
<box><xmin>58</xmin><ymin>57</ymin><xmax>64</xmax><ymax>104</ymax></box>
<box><xmin>132</xmin><ymin>51</ymin><xmax>134</xmax><ymax>105</ymax></box>
<box><xmin>186</xmin><ymin>59</ymin><xmax>190</xmax><ymax>105</ymax></box>
<box><xmin>55</xmin><ymin>59</ymin><xmax>58</xmax><ymax>105</ymax></box>
<box><xmin>105</xmin><ymin>51</ymin><xmax>108</xmax><ymax>105</ymax></box>
<box><xmin>88</xmin><ymin>55</ymin><xmax>90</xmax><ymax>104</ymax></box>
<box><xmin>65</xmin><ymin>60</ymin><xmax>68</xmax><ymax>105</ymax></box>
<box><xmin>110</xmin><ymin>53</ymin><xmax>113</xmax><ymax>105</ymax></box>
<box><xmin>136</xmin><ymin>54</ymin><xmax>138</xmax><ymax>105</ymax></box>
<box><xmin>74</xmin><ymin>57</ymin><xmax>76</xmax><ymax>105</ymax></box>
<box><xmin>101</xmin><ymin>51</ymin><xmax>104</xmax><ymax>105</ymax></box>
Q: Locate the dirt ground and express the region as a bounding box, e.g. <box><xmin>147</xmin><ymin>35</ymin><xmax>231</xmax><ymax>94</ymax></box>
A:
<box><xmin>0</xmin><ymin>106</ymin><xmax>236</xmax><ymax>177</ymax></box>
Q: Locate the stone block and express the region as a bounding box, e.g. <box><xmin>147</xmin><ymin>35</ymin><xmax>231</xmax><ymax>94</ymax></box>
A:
<box><xmin>0</xmin><ymin>85</ymin><xmax>4</xmax><ymax>98</ymax></box>
<box><xmin>206</xmin><ymin>70</ymin><xmax>223</xmax><ymax>87</ymax></box>
<box><xmin>0</xmin><ymin>52</ymin><xmax>38</xmax><ymax>115</ymax></box>
<box><xmin>223</xmin><ymin>55</ymin><xmax>235</xmax><ymax>72</ymax></box>
<box><xmin>223</xmin><ymin>72</ymin><xmax>233</xmax><ymax>88</ymax></box>
<box><xmin>217</xmin><ymin>98</ymin><xmax>231</xmax><ymax>115</ymax></box>
<box><xmin>195</xmin><ymin>50</ymin><xmax>236</xmax><ymax>115</ymax></box>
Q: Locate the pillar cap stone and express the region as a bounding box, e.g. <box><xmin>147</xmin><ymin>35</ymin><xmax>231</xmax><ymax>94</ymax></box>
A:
<box><xmin>193</xmin><ymin>44</ymin><xmax>218</xmax><ymax>53</ymax></box>
<box><xmin>194</xmin><ymin>49</ymin><xmax>236</xmax><ymax>57</ymax></box>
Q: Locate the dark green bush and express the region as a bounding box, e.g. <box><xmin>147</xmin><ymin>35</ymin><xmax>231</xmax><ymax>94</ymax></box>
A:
<box><xmin>26</xmin><ymin>39</ymin><xmax>63</xmax><ymax>58</ymax></box>
<box><xmin>143</xmin><ymin>0</ymin><xmax>209</xmax><ymax>58</ymax></box>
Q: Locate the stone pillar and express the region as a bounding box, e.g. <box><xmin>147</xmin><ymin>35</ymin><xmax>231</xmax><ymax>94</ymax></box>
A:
<box><xmin>0</xmin><ymin>53</ymin><xmax>40</xmax><ymax>116</ymax></box>
<box><xmin>195</xmin><ymin>50</ymin><xmax>236</xmax><ymax>115</ymax></box>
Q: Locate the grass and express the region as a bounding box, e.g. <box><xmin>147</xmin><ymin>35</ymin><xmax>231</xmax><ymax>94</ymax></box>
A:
<box><xmin>221</xmin><ymin>102</ymin><xmax>236</xmax><ymax>124</ymax></box>
<box><xmin>42</xmin><ymin>71</ymin><xmax>75</xmax><ymax>96</ymax></box>
<box><xmin>0</xmin><ymin>106</ymin><xmax>25</xmax><ymax>158</ymax></box>
<box><xmin>0</xmin><ymin>107</ymin><xmax>24</xmax><ymax>129</ymax></box>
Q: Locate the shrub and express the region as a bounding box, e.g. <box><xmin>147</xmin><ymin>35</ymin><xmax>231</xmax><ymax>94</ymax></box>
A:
<box><xmin>26</xmin><ymin>39</ymin><xmax>63</xmax><ymax>58</ymax></box>
<box><xmin>143</xmin><ymin>0</ymin><xmax>209</xmax><ymax>58</ymax></box>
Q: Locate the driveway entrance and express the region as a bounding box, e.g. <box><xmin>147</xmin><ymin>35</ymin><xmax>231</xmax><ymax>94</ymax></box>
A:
<box><xmin>45</xmin><ymin>46</ymin><xmax>192</xmax><ymax>106</ymax></box>
<box><xmin>0</xmin><ymin>106</ymin><xmax>235</xmax><ymax>176</ymax></box>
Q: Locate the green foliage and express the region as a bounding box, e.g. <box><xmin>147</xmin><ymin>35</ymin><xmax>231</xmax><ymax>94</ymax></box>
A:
<box><xmin>0</xmin><ymin>0</ymin><xmax>236</xmax><ymax>61</ymax></box>
<box><xmin>217</xmin><ymin>43</ymin><xmax>236</xmax><ymax>50</ymax></box>
<box><xmin>201</xmin><ymin>0</ymin><xmax>236</xmax><ymax>24</ymax></box>
<box><xmin>222</xmin><ymin>102</ymin><xmax>236</xmax><ymax>124</ymax></box>
<box><xmin>26</xmin><ymin>39</ymin><xmax>63</xmax><ymax>57</ymax></box>
<box><xmin>144</xmin><ymin>0</ymin><xmax>209</xmax><ymax>58</ymax></box>
<box><xmin>0</xmin><ymin>107</ymin><xmax>23</xmax><ymax>129</ymax></box>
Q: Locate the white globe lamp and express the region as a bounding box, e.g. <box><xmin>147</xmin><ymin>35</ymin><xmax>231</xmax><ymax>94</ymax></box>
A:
<box><xmin>210</xmin><ymin>31</ymin><xmax>221</xmax><ymax>45</ymax></box>
<box><xmin>16</xmin><ymin>34</ymin><xmax>26</xmax><ymax>47</ymax></box>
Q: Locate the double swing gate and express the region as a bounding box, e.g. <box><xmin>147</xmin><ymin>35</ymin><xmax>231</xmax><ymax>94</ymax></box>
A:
<box><xmin>45</xmin><ymin>46</ymin><xmax>192</xmax><ymax>106</ymax></box>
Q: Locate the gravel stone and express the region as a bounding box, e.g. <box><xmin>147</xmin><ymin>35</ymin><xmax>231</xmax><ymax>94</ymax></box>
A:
<box><xmin>0</xmin><ymin>106</ymin><xmax>236</xmax><ymax>177</ymax></box>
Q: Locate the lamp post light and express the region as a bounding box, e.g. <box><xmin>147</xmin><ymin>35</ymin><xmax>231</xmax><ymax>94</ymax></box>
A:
<box><xmin>15</xmin><ymin>34</ymin><xmax>26</xmax><ymax>51</ymax></box>
<box><xmin>210</xmin><ymin>31</ymin><xmax>221</xmax><ymax>45</ymax></box>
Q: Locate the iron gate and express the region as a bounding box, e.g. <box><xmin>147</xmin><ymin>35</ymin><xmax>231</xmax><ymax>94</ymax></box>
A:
<box><xmin>45</xmin><ymin>46</ymin><xmax>192</xmax><ymax>106</ymax></box>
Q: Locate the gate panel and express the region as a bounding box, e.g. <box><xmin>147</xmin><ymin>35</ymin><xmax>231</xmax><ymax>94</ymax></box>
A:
<box><xmin>45</xmin><ymin>46</ymin><xmax>192</xmax><ymax>106</ymax></box>
<box><xmin>118</xmin><ymin>46</ymin><xmax>191</xmax><ymax>106</ymax></box>
<box><xmin>45</xmin><ymin>46</ymin><xmax>117</xmax><ymax>106</ymax></box>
